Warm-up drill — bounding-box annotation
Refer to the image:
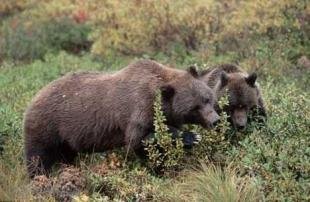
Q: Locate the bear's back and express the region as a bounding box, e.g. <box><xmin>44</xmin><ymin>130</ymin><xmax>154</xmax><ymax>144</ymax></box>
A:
<box><xmin>201</xmin><ymin>64</ymin><xmax>244</xmax><ymax>89</ymax></box>
<box><xmin>117</xmin><ymin>59</ymin><xmax>185</xmax><ymax>84</ymax></box>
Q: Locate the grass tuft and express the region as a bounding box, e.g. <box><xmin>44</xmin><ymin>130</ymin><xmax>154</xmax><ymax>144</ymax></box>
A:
<box><xmin>163</xmin><ymin>162</ymin><xmax>260</xmax><ymax>202</ymax></box>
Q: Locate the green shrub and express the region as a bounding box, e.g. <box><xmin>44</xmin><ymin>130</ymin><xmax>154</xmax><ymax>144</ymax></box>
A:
<box><xmin>43</xmin><ymin>17</ymin><xmax>92</xmax><ymax>54</ymax></box>
<box><xmin>190</xmin><ymin>92</ymin><xmax>232</xmax><ymax>163</ymax></box>
<box><xmin>0</xmin><ymin>0</ymin><xmax>35</xmax><ymax>18</ymax></box>
<box><xmin>90</xmin><ymin>0</ymin><xmax>212</xmax><ymax>57</ymax></box>
<box><xmin>143</xmin><ymin>91</ymin><xmax>185</xmax><ymax>172</ymax></box>
<box><xmin>2</xmin><ymin>0</ymin><xmax>307</xmax><ymax>63</ymax></box>
<box><xmin>87</xmin><ymin>0</ymin><xmax>309</xmax><ymax>59</ymax></box>
<box><xmin>0</xmin><ymin>19</ymin><xmax>49</xmax><ymax>62</ymax></box>
<box><xmin>228</xmin><ymin>78</ymin><xmax>310</xmax><ymax>201</ymax></box>
<box><xmin>0</xmin><ymin>104</ymin><xmax>21</xmax><ymax>154</ymax></box>
<box><xmin>0</xmin><ymin>17</ymin><xmax>91</xmax><ymax>62</ymax></box>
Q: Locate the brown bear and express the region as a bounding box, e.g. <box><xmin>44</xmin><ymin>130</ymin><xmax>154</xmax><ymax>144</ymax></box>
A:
<box><xmin>199</xmin><ymin>64</ymin><xmax>266</xmax><ymax>130</ymax></box>
<box><xmin>24</xmin><ymin>59</ymin><xmax>219</xmax><ymax>177</ymax></box>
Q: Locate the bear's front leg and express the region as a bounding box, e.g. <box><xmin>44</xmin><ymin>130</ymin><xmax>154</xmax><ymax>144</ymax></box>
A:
<box><xmin>134</xmin><ymin>126</ymin><xmax>201</xmax><ymax>159</ymax></box>
<box><xmin>167</xmin><ymin>126</ymin><xmax>201</xmax><ymax>149</ymax></box>
<box><xmin>142</xmin><ymin>126</ymin><xmax>201</xmax><ymax>149</ymax></box>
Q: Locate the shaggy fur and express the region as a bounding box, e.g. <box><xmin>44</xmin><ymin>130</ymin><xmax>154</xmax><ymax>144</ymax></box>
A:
<box><xmin>200</xmin><ymin>64</ymin><xmax>266</xmax><ymax>130</ymax></box>
<box><xmin>24</xmin><ymin>59</ymin><xmax>219</xmax><ymax>177</ymax></box>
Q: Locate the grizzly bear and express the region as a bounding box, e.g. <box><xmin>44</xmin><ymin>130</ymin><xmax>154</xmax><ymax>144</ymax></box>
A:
<box><xmin>24</xmin><ymin>59</ymin><xmax>219</xmax><ymax>177</ymax></box>
<box><xmin>199</xmin><ymin>64</ymin><xmax>266</xmax><ymax>130</ymax></box>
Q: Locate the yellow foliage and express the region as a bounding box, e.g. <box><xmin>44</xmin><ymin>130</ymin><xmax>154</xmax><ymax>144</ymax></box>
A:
<box><xmin>0</xmin><ymin>0</ymin><xmax>30</xmax><ymax>14</ymax></box>
<box><xmin>222</xmin><ymin>0</ymin><xmax>302</xmax><ymax>36</ymax></box>
<box><xmin>1</xmin><ymin>0</ymin><xmax>307</xmax><ymax>57</ymax></box>
<box><xmin>87</xmin><ymin>0</ymin><xmax>307</xmax><ymax>56</ymax></box>
<box><xmin>18</xmin><ymin>0</ymin><xmax>77</xmax><ymax>21</ymax></box>
<box><xmin>89</xmin><ymin>0</ymin><xmax>214</xmax><ymax>56</ymax></box>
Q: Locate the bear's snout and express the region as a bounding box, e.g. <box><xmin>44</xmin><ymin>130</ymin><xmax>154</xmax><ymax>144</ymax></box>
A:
<box><xmin>200</xmin><ymin>106</ymin><xmax>220</xmax><ymax>128</ymax></box>
<box><xmin>232</xmin><ymin>109</ymin><xmax>247</xmax><ymax>130</ymax></box>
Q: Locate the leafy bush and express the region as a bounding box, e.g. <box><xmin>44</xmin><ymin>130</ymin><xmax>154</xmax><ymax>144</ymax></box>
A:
<box><xmin>0</xmin><ymin>19</ymin><xmax>49</xmax><ymax>62</ymax></box>
<box><xmin>89</xmin><ymin>0</ymin><xmax>217</xmax><ymax>56</ymax></box>
<box><xmin>228</xmin><ymin>79</ymin><xmax>310</xmax><ymax>201</ymax></box>
<box><xmin>0</xmin><ymin>0</ymin><xmax>35</xmax><ymax>18</ymax></box>
<box><xmin>1</xmin><ymin>0</ymin><xmax>307</xmax><ymax>62</ymax></box>
<box><xmin>0</xmin><ymin>17</ymin><xmax>91</xmax><ymax>62</ymax></box>
<box><xmin>88</xmin><ymin>0</ymin><xmax>308</xmax><ymax>58</ymax></box>
<box><xmin>143</xmin><ymin>91</ymin><xmax>184</xmax><ymax>172</ymax></box>
<box><xmin>190</xmin><ymin>93</ymin><xmax>232</xmax><ymax>163</ymax></box>
<box><xmin>43</xmin><ymin>17</ymin><xmax>92</xmax><ymax>54</ymax></box>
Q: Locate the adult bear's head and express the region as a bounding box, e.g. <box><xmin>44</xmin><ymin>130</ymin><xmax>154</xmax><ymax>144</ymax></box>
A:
<box><xmin>160</xmin><ymin>66</ymin><xmax>220</xmax><ymax>129</ymax></box>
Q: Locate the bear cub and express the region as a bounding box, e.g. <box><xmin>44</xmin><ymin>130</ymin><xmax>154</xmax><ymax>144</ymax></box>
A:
<box><xmin>199</xmin><ymin>64</ymin><xmax>266</xmax><ymax>130</ymax></box>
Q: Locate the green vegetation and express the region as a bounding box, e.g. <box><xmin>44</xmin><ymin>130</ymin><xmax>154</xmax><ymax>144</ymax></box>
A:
<box><xmin>0</xmin><ymin>0</ymin><xmax>309</xmax><ymax>201</ymax></box>
<box><xmin>143</xmin><ymin>91</ymin><xmax>184</xmax><ymax>172</ymax></box>
<box><xmin>163</xmin><ymin>162</ymin><xmax>260</xmax><ymax>202</ymax></box>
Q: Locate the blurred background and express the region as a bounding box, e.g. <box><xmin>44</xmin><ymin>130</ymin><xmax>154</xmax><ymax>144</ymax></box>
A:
<box><xmin>0</xmin><ymin>0</ymin><xmax>309</xmax><ymax>70</ymax></box>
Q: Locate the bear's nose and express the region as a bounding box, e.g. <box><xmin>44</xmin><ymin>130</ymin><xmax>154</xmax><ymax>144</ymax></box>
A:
<box><xmin>212</xmin><ymin>119</ymin><xmax>220</xmax><ymax>128</ymax></box>
<box><xmin>237</xmin><ymin>125</ymin><xmax>245</xmax><ymax>130</ymax></box>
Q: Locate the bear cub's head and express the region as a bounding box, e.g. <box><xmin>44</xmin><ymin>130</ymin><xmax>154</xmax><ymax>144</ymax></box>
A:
<box><xmin>161</xmin><ymin>67</ymin><xmax>219</xmax><ymax>129</ymax></box>
<box><xmin>217</xmin><ymin>71</ymin><xmax>262</xmax><ymax>130</ymax></box>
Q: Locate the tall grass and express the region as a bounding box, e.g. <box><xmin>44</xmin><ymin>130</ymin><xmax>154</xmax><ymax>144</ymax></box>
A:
<box><xmin>0</xmin><ymin>162</ymin><xmax>33</xmax><ymax>200</ymax></box>
<box><xmin>163</xmin><ymin>162</ymin><xmax>260</xmax><ymax>202</ymax></box>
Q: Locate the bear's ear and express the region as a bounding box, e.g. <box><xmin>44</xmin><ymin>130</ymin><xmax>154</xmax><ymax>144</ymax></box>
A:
<box><xmin>246</xmin><ymin>73</ymin><xmax>257</xmax><ymax>87</ymax></box>
<box><xmin>220</xmin><ymin>72</ymin><xmax>229</xmax><ymax>88</ymax></box>
<box><xmin>187</xmin><ymin>66</ymin><xmax>199</xmax><ymax>78</ymax></box>
<box><xmin>160</xmin><ymin>85</ymin><xmax>175</xmax><ymax>100</ymax></box>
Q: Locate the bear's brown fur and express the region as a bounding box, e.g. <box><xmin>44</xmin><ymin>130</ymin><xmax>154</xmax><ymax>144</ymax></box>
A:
<box><xmin>200</xmin><ymin>64</ymin><xmax>266</xmax><ymax>130</ymax></box>
<box><xmin>24</xmin><ymin>59</ymin><xmax>219</xmax><ymax>177</ymax></box>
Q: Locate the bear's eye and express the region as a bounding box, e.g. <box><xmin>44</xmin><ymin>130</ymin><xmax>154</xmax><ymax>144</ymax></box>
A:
<box><xmin>238</xmin><ymin>104</ymin><xmax>245</xmax><ymax>109</ymax></box>
<box><xmin>192</xmin><ymin>105</ymin><xmax>201</xmax><ymax>111</ymax></box>
<box><xmin>202</xmin><ymin>98</ymin><xmax>209</xmax><ymax>104</ymax></box>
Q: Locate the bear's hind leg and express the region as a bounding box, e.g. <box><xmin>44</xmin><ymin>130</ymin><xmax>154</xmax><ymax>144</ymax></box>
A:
<box><xmin>59</xmin><ymin>142</ymin><xmax>77</xmax><ymax>164</ymax></box>
<box><xmin>25</xmin><ymin>146</ymin><xmax>58</xmax><ymax>178</ymax></box>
